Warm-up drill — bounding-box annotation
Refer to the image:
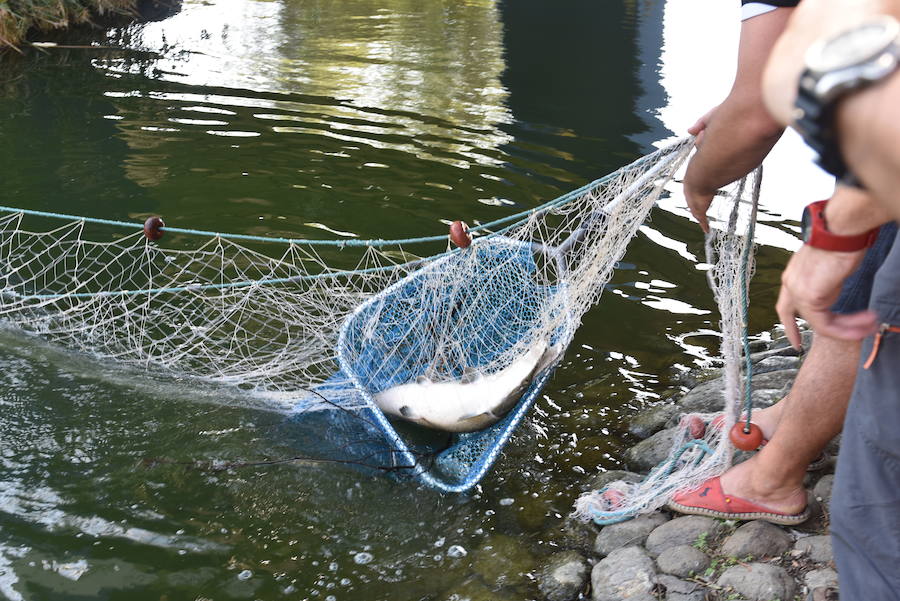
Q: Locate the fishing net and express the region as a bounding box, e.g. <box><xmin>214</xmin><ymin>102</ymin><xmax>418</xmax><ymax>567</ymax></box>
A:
<box><xmin>574</xmin><ymin>167</ymin><xmax>762</xmax><ymax>523</ymax></box>
<box><xmin>0</xmin><ymin>138</ymin><xmax>693</xmax><ymax>492</ymax></box>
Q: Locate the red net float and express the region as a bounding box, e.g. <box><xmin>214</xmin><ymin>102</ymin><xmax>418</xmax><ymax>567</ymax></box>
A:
<box><xmin>143</xmin><ymin>216</ymin><xmax>165</xmax><ymax>241</ymax></box>
<box><xmin>449</xmin><ymin>220</ymin><xmax>472</xmax><ymax>249</ymax></box>
<box><xmin>729</xmin><ymin>421</ymin><xmax>764</xmax><ymax>451</ymax></box>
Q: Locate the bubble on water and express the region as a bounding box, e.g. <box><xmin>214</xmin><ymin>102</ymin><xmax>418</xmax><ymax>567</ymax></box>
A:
<box><xmin>237</xmin><ymin>570</ymin><xmax>252</xmax><ymax>581</ymax></box>
<box><xmin>353</xmin><ymin>552</ymin><xmax>373</xmax><ymax>565</ymax></box>
<box><xmin>433</xmin><ymin>554</ymin><xmax>442</xmax><ymax>561</ymax></box>
<box><xmin>340</xmin><ymin>578</ymin><xmax>351</xmax><ymax>586</ymax></box>
<box><xmin>434</xmin><ymin>537</ymin><xmax>445</xmax><ymax>548</ymax></box>
<box><xmin>499</xmin><ymin>498</ymin><xmax>514</xmax><ymax>506</ymax></box>
<box><xmin>447</xmin><ymin>545</ymin><xmax>467</xmax><ymax>558</ymax></box>
<box><xmin>283</xmin><ymin>585</ymin><xmax>297</xmax><ymax>594</ymax></box>
<box><xmin>326</xmin><ymin>597</ymin><xmax>337</xmax><ymax>601</ymax></box>
<box><xmin>329</xmin><ymin>562</ymin><xmax>338</xmax><ymax>572</ymax></box>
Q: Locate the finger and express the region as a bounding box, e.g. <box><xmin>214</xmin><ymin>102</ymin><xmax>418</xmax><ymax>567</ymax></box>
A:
<box><xmin>694</xmin><ymin>129</ymin><xmax>706</xmax><ymax>148</ymax></box>
<box><xmin>687</xmin><ymin>117</ymin><xmax>707</xmax><ymax>135</ymax></box>
<box><xmin>822</xmin><ymin>310</ymin><xmax>880</xmax><ymax>340</ymax></box>
<box><xmin>776</xmin><ymin>289</ymin><xmax>803</xmax><ymax>349</ymax></box>
<box><xmin>687</xmin><ymin>203</ymin><xmax>709</xmax><ymax>233</ymax></box>
<box><xmin>697</xmin><ymin>213</ymin><xmax>709</xmax><ymax>234</ymax></box>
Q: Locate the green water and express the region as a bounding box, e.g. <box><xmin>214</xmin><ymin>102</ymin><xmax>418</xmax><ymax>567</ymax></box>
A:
<box><xmin>0</xmin><ymin>1</ymin><xmax>807</xmax><ymax>599</ymax></box>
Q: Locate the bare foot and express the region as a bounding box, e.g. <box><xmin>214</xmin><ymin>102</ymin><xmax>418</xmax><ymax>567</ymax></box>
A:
<box><xmin>719</xmin><ymin>454</ymin><xmax>808</xmax><ymax>515</ymax></box>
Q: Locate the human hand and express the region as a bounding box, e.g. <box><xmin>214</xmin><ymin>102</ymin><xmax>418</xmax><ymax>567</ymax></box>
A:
<box><xmin>776</xmin><ymin>243</ymin><xmax>878</xmax><ymax>348</ymax></box>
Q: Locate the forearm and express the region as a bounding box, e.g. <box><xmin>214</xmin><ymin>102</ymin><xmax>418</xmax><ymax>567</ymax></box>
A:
<box><xmin>836</xmin><ymin>70</ymin><xmax>900</xmax><ymax>220</ymax></box>
<box><xmin>824</xmin><ymin>183</ymin><xmax>897</xmax><ymax>234</ymax></box>
<box><xmin>683</xmin><ymin>104</ymin><xmax>782</xmax><ymax>195</ymax></box>
<box><xmin>763</xmin><ymin>0</ymin><xmax>897</xmax><ymax>125</ymax></box>
<box><xmin>685</xmin><ymin>9</ymin><xmax>791</xmax><ymax>192</ymax></box>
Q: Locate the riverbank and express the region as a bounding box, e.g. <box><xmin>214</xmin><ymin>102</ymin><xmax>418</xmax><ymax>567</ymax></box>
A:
<box><xmin>0</xmin><ymin>0</ymin><xmax>184</xmax><ymax>48</ymax></box>
<box><xmin>448</xmin><ymin>326</ymin><xmax>837</xmax><ymax>601</ymax></box>
<box><xmin>0</xmin><ymin>0</ymin><xmax>134</xmax><ymax>48</ymax></box>
<box><xmin>533</xmin><ymin>325</ymin><xmax>837</xmax><ymax>601</ymax></box>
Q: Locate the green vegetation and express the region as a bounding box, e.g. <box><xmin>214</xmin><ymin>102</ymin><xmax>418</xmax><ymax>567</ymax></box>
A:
<box><xmin>0</xmin><ymin>0</ymin><xmax>137</xmax><ymax>49</ymax></box>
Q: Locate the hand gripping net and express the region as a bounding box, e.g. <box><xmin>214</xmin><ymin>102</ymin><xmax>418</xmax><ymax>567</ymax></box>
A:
<box><xmin>574</xmin><ymin>167</ymin><xmax>761</xmax><ymax>522</ymax></box>
<box><xmin>0</xmin><ymin>139</ymin><xmax>693</xmax><ymax>492</ymax></box>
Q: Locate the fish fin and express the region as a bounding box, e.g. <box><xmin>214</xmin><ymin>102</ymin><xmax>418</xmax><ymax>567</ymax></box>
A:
<box><xmin>415</xmin><ymin>375</ymin><xmax>430</xmax><ymax>385</ymax></box>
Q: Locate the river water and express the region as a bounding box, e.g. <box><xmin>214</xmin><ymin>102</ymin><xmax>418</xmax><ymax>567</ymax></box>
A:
<box><xmin>0</xmin><ymin>1</ymin><xmax>832</xmax><ymax>599</ymax></box>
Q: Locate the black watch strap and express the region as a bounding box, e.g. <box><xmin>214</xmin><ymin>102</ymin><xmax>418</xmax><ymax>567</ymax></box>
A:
<box><xmin>794</xmin><ymin>84</ymin><xmax>855</xmax><ymax>183</ymax></box>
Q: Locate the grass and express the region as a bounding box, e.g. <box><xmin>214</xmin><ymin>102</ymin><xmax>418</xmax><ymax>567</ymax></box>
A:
<box><xmin>0</xmin><ymin>0</ymin><xmax>138</xmax><ymax>49</ymax></box>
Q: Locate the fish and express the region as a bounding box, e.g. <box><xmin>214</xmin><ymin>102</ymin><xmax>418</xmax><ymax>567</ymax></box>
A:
<box><xmin>373</xmin><ymin>341</ymin><xmax>562</xmax><ymax>432</ymax></box>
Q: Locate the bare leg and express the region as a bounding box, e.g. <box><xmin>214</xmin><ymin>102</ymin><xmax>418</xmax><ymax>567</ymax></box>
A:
<box><xmin>718</xmin><ymin>334</ymin><xmax>860</xmax><ymax>513</ymax></box>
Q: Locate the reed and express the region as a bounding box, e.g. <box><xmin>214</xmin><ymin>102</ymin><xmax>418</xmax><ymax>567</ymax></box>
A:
<box><xmin>0</xmin><ymin>0</ymin><xmax>137</xmax><ymax>49</ymax></box>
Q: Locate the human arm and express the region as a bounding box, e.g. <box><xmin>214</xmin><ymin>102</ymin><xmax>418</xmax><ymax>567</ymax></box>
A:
<box><xmin>762</xmin><ymin>0</ymin><xmax>900</xmax><ymax>217</ymax></box>
<box><xmin>683</xmin><ymin>8</ymin><xmax>793</xmax><ymax>232</ymax></box>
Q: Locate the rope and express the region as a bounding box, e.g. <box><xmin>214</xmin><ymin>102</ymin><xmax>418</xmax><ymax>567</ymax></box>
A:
<box><xmin>739</xmin><ymin>168</ymin><xmax>761</xmax><ymax>431</ymax></box>
<box><xmin>0</xmin><ymin>144</ymin><xmax>680</xmax><ymax>248</ymax></box>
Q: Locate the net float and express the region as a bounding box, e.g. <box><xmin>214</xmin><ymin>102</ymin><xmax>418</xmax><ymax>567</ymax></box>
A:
<box><xmin>449</xmin><ymin>220</ymin><xmax>472</xmax><ymax>249</ymax></box>
<box><xmin>144</xmin><ymin>216</ymin><xmax>165</xmax><ymax>241</ymax></box>
<box><xmin>682</xmin><ymin>414</ymin><xmax>706</xmax><ymax>440</ymax></box>
<box><xmin>729</xmin><ymin>421</ymin><xmax>764</xmax><ymax>451</ymax></box>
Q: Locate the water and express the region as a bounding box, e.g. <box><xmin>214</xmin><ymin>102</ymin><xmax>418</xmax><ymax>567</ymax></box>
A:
<box><xmin>0</xmin><ymin>1</ymin><xmax>830</xmax><ymax>599</ymax></box>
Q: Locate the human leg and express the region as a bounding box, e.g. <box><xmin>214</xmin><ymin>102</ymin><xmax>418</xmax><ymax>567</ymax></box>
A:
<box><xmin>668</xmin><ymin>224</ymin><xmax>896</xmax><ymax>522</ymax></box>
<box><xmin>831</xmin><ymin>236</ymin><xmax>900</xmax><ymax>601</ymax></box>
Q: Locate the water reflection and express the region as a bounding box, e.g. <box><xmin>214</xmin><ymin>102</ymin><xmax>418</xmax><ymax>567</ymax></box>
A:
<box><xmin>0</xmin><ymin>1</ymin><xmax>833</xmax><ymax>598</ymax></box>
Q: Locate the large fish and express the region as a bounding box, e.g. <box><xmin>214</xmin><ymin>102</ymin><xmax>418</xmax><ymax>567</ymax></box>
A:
<box><xmin>374</xmin><ymin>341</ymin><xmax>562</xmax><ymax>432</ymax></box>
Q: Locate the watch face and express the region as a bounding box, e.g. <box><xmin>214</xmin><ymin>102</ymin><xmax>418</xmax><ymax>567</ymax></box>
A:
<box><xmin>800</xmin><ymin>206</ymin><xmax>813</xmax><ymax>243</ymax></box>
<box><xmin>807</xmin><ymin>16</ymin><xmax>900</xmax><ymax>72</ymax></box>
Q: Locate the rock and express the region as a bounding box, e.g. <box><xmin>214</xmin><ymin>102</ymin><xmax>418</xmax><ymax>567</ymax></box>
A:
<box><xmin>644</xmin><ymin>515</ymin><xmax>723</xmax><ymax>558</ymax></box>
<box><xmin>812</xmin><ymin>475</ymin><xmax>834</xmax><ymax>505</ymax></box>
<box><xmin>794</xmin><ymin>495</ymin><xmax>826</xmax><ymax>533</ymax></box>
<box><xmin>808</xmin><ymin>585</ymin><xmax>840</xmax><ymax>601</ymax></box>
<box><xmin>749</xmin><ymin>368</ymin><xmax>798</xmax><ymax>394</ymax></box>
<box><xmin>655</xmin><ymin>544</ymin><xmax>709</xmax><ymax>578</ymax></box>
<box><xmin>748</xmin><ymin>337</ymin><xmax>771</xmax><ymax>353</ymax></box>
<box><xmin>628</xmin><ymin>405</ymin><xmax>679</xmax><ymax>440</ymax></box>
<box><xmin>439</xmin><ymin>576</ymin><xmax>520</xmax><ymax>601</ymax></box>
<box><xmin>537</xmin><ymin>551</ymin><xmax>589</xmax><ymax>601</ymax></box>
<box><xmin>717</xmin><ymin>563</ymin><xmax>797</xmax><ymax>601</ymax></box>
<box><xmin>624</xmin><ymin>428</ymin><xmax>678</xmax><ymax>473</ymax></box>
<box><xmin>657</xmin><ymin>574</ymin><xmax>706</xmax><ymax>601</ymax></box>
<box><xmin>748</xmin><ymin>344</ymin><xmax>801</xmax><ymax>364</ymax></box>
<box><xmin>472</xmin><ymin>534</ymin><xmax>535</xmax><ymax>589</ymax></box>
<box><xmin>678</xmin><ymin>368</ymin><xmax>721</xmax><ymax>389</ymax></box>
<box><xmin>793</xmin><ymin>535</ymin><xmax>833</xmax><ymax>564</ymax></box>
<box><xmin>752</xmin><ymin>355</ymin><xmax>802</xmax><ymax>374</ymax></box>
<box><xmin>554</xmin><ymin>517</ymin><xmax>600</xmax><ymax>555</ymax></box>
<box><xmin>594</xmin><ymin>512</ymin><xmax>669</xmax><ymax>557</ymax></box>
<box><xmin>583</xmin><ymin>470</ymin><xmax>643</xmax><ymax>494</ymax></box>
<box><xmin>750</xmin><ymin>386</ymin><xmax>787</xmax><ymax>407</ymax></box>
<box><xmin>676</xmin><ymin>378</ymin><xmax>726</xmax><ymax>413</ymax></box>
<box><xmin>590</xmin><ymin>546</ymin><xmax>657</xmax><ymax>601</ymax></box>
<box><xmin>769</xmin><ymin>329</ymin><xmax>814</xmax><ymax>352</ymax></box>
<box><xmin>719</xmin><ymin>520</ymin><xmax>793</xmax><ymax>559</ymax></box>
<box><xmin>805</xmin><ymin>568</ymin><xmax>839</xmax><ymax>590</ymax></box>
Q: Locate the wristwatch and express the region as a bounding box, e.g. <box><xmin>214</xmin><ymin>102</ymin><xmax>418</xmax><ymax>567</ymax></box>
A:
<box><xmin>800</xmin><ymin>200</ymin><xmax>879</xmax><ymax>252</ymax></box>
<box><xmin>793</xmin><ymin>15</ymin><xmax>900</xmax><ymax>183</ymax></box>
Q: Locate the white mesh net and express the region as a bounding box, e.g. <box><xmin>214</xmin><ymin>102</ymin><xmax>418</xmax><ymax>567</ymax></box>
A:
<box><xmin>573</xmin><ymin>167</ymin><xmax>761</xmax><ymax>523</ymax></box>
<box><xmin>0</xmin><ymin>139</ymin><xmax>697</xmax><ymax>489</ymax></box>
